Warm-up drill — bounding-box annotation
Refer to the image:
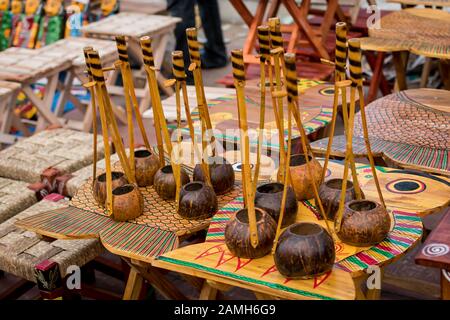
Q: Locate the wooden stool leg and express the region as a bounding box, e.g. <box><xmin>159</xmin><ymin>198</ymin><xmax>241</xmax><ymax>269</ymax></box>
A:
<box><xmin>199</xmin><ymin>281</ymin><xmax>218</xmax><ymax>300</ymax></box>
<box><xmin>438</xmin><ymin>59</ymin><xmax>450</xmax><ymax>90</ymax></box>
<box><xmin>123</xmin><ymin>268</ymin><xmax>144</xmax><ymax>300</ymax></box>
<box><xmin>420</xmin><ymin>57</ymin><xmax>433</xmax><ymax>88</ymax></box>
<box><xmin>392</xmin><ymin>51</ymin><xmax>409</xmax><ymax>91</ymax></box>
<box><xmin>441</xmin><ymin>270</ymin><xmax>450</xmax><ymax>300</ymax></box>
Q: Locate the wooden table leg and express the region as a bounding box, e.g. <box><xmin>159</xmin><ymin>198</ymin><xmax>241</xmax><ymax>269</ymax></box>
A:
<box><xmin>392</xmin><ymin>51</ymin><xmax>409</xmax><ymax>91</ymax></box>
<box><xmin>365</xmin><ymin>51</ymin><xmax>387</xmax><ymax>103</ymax></box>
<box><xmin>123</xmin><ymin>268</ymin><xmax>145</xmax><ymax>300</ymax></box>
<box><xmin>438</xmin><ymin>59</ymin><xmax>450</xmax><ymax>90</ymax></box>
<box><xmin>123</xmin><ymin>258</ymin><xmax>188</xmax><ymax>300</ymax></box>
<box><xmin>22</xmin><ymin>75</ymin><xmax>62</xmax><ymax>131</ymax></box>
<box><xmin>242</xmin><ymin>0</ymin><xmax>269</xmax><ymax>63</ymax></box>
<box><xmin>55</xmin><ymin>70</ymin><xmax>75</xmax><ymax>117</ymax></box>
<box><xmin>441</xmin><ymin>270</ymin><xmax>450</xmax><ymax>300</ymax></box>
<box><xmin>282</xmin><ymin>0</ymin><xmax>330</xmax><ymax>60</ymax></box>
<box><xmin>199</xmin><ymin>281</ymin><xmax>218</xmax><ymax>300</ymax></box>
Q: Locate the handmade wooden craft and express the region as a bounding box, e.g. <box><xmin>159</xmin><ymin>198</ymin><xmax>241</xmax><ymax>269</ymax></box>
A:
<box><xmin>323</xmin><ymin>37</ymin><xmax>390</xmax><ymax>248</ymax></box>
<box><xmin>185</xmin><ymin>28</ymin><xmax>236</xmax><ymax>197</ymax></box>
<box><xmin>84</xmin><ymin>48</ymin><xmax>143</xmax><ymax>222</ymax></box>
<box><xmin>224</xmin><ymin>49</ymin><xmax>276</xmax><ymax>259</ymax></box>
<box><xmin>115</xmin><ymin>35</ymin><xmax>160</xmax><ymax>187</ymax></box>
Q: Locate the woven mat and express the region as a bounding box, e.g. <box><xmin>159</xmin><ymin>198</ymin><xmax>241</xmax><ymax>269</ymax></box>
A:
<box><xmin>0</xmin><ymin>195</ymin><xmax>103</xmax><ymax>282</ymax></box>
<box><xmin>0</xmin><ymin>129</ymin><xmax>105</xmax><ymax>183</ymax></box>
<box><xmin>0</xmin><ymin>177</ymin><xmax>37</xmax><ymax>224</ymax></box>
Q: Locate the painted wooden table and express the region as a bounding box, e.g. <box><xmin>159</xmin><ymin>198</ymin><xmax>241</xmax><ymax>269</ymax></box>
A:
<box><xmin>81</xmin><ymin>12</ymin><xmax>181</xmax><ymax>112</ymax></box>
<box><xmin>16</xmin><ymin>155</ymin><xmax>450</xmax><ymax>299</ymax></box>
<box><xmin>0</xmin><ymin>47</ymin><xmax>72</xmax><ymax>132</ymax></box>
<box><xmin>360</xmin><ymin>8</ymin><xmax>450</xmax><ymax>90</ymax></box>
<box><xmin>154</xmin><ymin>160</ymin><xmax>450</xmax><ymax>300</ymax></box>
<box><xmin>145</xmin><ymin>79</ymin><xmax>350</xmax><ymax>152</ymax></box>
<box><xmin>229</xmin><ymin>0</ymin><xmax>347</xmax><ymax>62</ymax></box>
<box><xmin>415</xmin><ymin>208</ymin><xmax>450</xmax><ymax>300</ymax></box>
<box><xmin>311</xmin><ymin>89</ymin><xmax>450</xmax><ymax>176</ymax></box>
<box><xmin>37</xmin><ymin>37</ymin><xmax>121</xmax><ymax>132</ymax></box>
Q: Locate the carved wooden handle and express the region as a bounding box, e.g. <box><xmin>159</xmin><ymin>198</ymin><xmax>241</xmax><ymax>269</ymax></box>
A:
<box><xmin>348</xmin><ymin>38</ymin><xmax>363</xmax><ymax>87</ymax></box>
<box><xmin>186</xmin><ymin>27</ymin><xmax>201</xmax><ymax>66</ymax></box>
<box><xmin>257</xmin><ymin>25</ymin><xmax>270</xmax><ymax>62</ymax></box>
<box><xmin>335</xmin><ymin>22</ymin><xmax>347</xmax><ymax>74</ymax></box>
<box><xmin>268</xmin><ymin>17</ymin><xmax>282</xmax><ymax>49</ymax></box>
<box><xmin>115</xmin><ymin>35</ymin><xmax>129</xmax><ymax>63</ymax></box>
<box><xmin>171</xmin><ymin>50</ymin><xmax>186</xmax><ymax>81</ymax></box>
<box><xmin>231</xmin><ymin>49</ymin><xmax>245</xmax><ymax>84</ymax></box>
<box><xmin>140</xmin><ymin>36</ymin><xmax>155</xmax><ymax>67</ymax></box>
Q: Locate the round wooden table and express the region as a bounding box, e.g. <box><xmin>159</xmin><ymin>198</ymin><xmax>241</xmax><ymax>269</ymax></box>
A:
<box><xmin>360</xmin><ymin>8</ymin><xmax>450</xmax><ymax>90</ymax></box>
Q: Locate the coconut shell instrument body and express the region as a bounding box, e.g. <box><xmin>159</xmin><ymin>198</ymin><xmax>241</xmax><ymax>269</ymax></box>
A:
<box><xmin>274</xmin><ymin>222</ymin><xmax>335</xmax><ymax>279</ymax></box>
<box><xmin>111</xmin><ymin>184</ymin><xmax>144</xmax><ymax>222</ymax></box>
<box><xmin>318</xmin><ymin>179</ymin><xmax>362</xmax><ymax>221</ymax></box>
<box><xmin>225</xmin><ymin>208</ymin><xmax>277</xmax><ymax>259</ymax></box>
<box><xmin>153</xmin><ymin>165</ymin><xmax>190</xmax><ymax>200</ymax></box>
<box><xmin>93</xmin><ymin>171</ymin><xmax>128</xmax><ymax>207</ymax></box>
<box><xmin>254</xmin><ymin>182</ymin><xmax>298</xmax><ymax>228</ymax></box>
<box><xmin>178</xmin><ymin>181</ymin><xmax>218</xmax><ymax>220</ymax></box>
<box><xmin>193</xmin><ymin>156</ymin><xmax>235</xmax><ymax>195</ymax></box>
<box><xmin>134</xmin><ymin>149</ymin><xmax>160</xmax><ymax>187</ymax></box>
<box><xmin>337</xmin><ymin>199</ymin><xmax>391</xmax><ymax>246</ymax></box>
<box><xmin>289</xmin><ymin>153</ymin><xmax>322</xmax><ymax>201</ymax></box>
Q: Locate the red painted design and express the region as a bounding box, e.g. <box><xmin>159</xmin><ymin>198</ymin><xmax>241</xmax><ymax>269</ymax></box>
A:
<box><xmin>261</xmin><ymin>265</ymin><xmax>277</xmax><ymax>278</ymax></box>
<box><xmin>313</xmin><ymin>271</ymin><xmax>332</xmax><ymax>288</ymax></box>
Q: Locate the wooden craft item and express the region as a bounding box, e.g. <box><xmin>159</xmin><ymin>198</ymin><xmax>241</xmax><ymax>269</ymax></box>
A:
<box><xmin>140</xmin><ymin>36</ymin><xmax>164</xmax><ymax>165</ymax></box>
<box><xmin>85</xmin><ymin>49</ymin><xmax>140</xmax><ymax>221</ymax></box>
<box><xmin>268</xmin><ymin>18</ymin><xmax>286</xmax><ymax>183</ymax></box>
<box><xmin>231</xmin><ymin>49</ymin><xmax>259</xmax><ymax>248</ymax></box>
<box><xmin>333</xmin><ymin>39</ymin><xmax>387</xmax><ymax>244</ymax></box>
<box><xmin>186</xmin><ymin>27</ymin><xmax>217</xmax><ymax>158</ymax></box>
<box><xmin>283</xmin><ymin>54</ymin><xmax>332</xmax><ymax>234</ymax></box>
<box><xmin>321</xmin><ymin>22</ymin><xmax>347</xmax><ymax>184</ymax></box>
<box><xmin>114</xmin><ymin>35</ymin><xmax>161</xmax><ymax>187</ymax></box>
<box><xmin>254</xmin><ymin>25</ymin><xmax>269</xmax><ymax>191</ymax></box>
<box><xmin>171</xmin><ymin>50</ymin><xmax>211</xmax><ymax>187</ymax></box>
<box><xmin>83</xmin><ymin>47</ymin><xmax>98</xmax><ymax>188</ymax></box>
<box><xmin>140</xmin><ymin>36</ymin><xmax>183</xmax><ymax>206</ymax></box>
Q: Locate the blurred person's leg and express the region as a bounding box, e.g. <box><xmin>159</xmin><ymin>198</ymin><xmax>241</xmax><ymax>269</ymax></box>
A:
<box><xmin>167</xmin><ymin>0</ymin><xmax>196</xmax><ymax>77</ymax></box>
<box><xmin>197</xmin><ymin>0</ymin><xmax>228</xmax><ymax>69</ymax></box>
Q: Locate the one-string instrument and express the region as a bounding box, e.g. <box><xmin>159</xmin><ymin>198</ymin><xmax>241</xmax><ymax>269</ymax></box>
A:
<box><xmin>139</xmin><ymin>37</ymin><xmax>183</xmax><ymax>206</ymax></box>
<box><xmin>82</xmin><ymin>46</ymin><xmax>98</xmax><ymax>189</ymax></box>
<box><xmin>348</xmin><ymin>38</ymin><xmax>385</xmax><ymax>208</ymax></box>
<box><xmin>334</xmin><ymin>39</ymin><xmax>385</xmax><ymax>233</ymax></box>
<box><xmin>268</xmin><ymin>17</ymin><xmax>286</xmax><ymax>183</ymax></box>
<box><xmin>285</xmin><ymin>53</ymin><xmax>333</xmax><ymax>234</ymax></box>
<box><xmin>139</xmin><ymin>36</ymin><xmax>165</xmax><ymax>166</ymax></box>
<box><xmin>231</xmin><ymin>49</ymin><xmax>259</xmax><ymax>248</ymax></box>
<box><xmin>186</xmin><ymin>27</ymin><xmax>217</xmax><ymax>160</ymax></box>
<box><xmin>253</xmin><ymin>25</ymin><xmax>269</xmax><ymax>192</ymax></box>
<box><xmin>114</xmin><ymin>36</ymin><xmax>153</xmax><ymax>162</ymax></box>
<box><xmin>84</xmin><ymin>50</ymin><xmax>135</xmax><ymax>216</ymax></box>
<box><xmin>319</xmin><ymin>22</ymin><xmax>362</xmax><ymax>200</ymax></box>
<box><xmin>169</xmin><ymin>50</ymin><xmax>211</xmax><ymax>185</ymax></box>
